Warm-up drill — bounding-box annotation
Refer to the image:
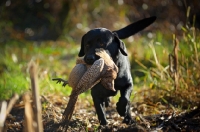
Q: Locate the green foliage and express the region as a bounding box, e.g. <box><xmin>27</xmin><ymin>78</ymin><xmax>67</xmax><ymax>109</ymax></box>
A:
<box><xmin>0</xmin><ymin>62</ymin><xmax>28</xmax><ymax>100</ymax></box>
<box><xmin>178</xmin><ymin>26</ymin><xmax>200</xmax><ymax>88</ymax></box>
<box><xmin>0</xmin><ymin>1</ymin><xmax>199</xmax><ymax>111</ymax></box>
<box><xmin>131</xmin><ymin>24</ymin><xmax>200</xmax><ymax>110</ymax></box>
<box><xmin>0</xmin><ymin>40</ymin><xmax>79</xmax><ymax>100</ymax></box>
<box><xmin>0</xmin><ymin>44</ymin><xmax>28</xmax><ymax>100</ymax></box>
<box><xmin>1</xmin><ymin>25</ymin><xmax>199</xmax><ymax>110</ymax></box>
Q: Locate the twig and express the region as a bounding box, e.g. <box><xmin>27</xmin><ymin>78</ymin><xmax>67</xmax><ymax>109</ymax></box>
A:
<box><xmin>0</xmin><ymin>101</ymin><xmax>7</xmax><ymax>132</ymax></box>
<box><xmin>169</xmin><ymin>35</ymin><xmax>179</xmax><ymax>91</ymax></box>
<box><xmin>138</xmin><ymin>114</ymin><xmax>151</xmax><ymax>129</ymax></box>
<box><xmin>23</xmin><ymin>93</ymin><xmax>34</xmax><ymax>132</ymax></box>
<box><xmin>6</xmin><ymin>94</ymin><xmax>19</xmax><ymax>117</ymax></box>
<box><xmin>29</xmin><ymin>60</ymin><xmax>43</xmax><ymax>132</ymax></box>
<box><xmin>0</xmin><ymin>94</ymin><xmax>19</xmax><ymax>132</ymax></box>
<box><xmin>173</xmin><ymin>35</ymin><xmax>179</xmax><ymax>91</ymax></box>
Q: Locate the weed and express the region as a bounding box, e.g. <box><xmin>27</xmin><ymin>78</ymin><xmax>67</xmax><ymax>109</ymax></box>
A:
<box><xmin>132</xmin><ymin>18</ymin><xmax>200</xmax><ymax>112</ymax></box>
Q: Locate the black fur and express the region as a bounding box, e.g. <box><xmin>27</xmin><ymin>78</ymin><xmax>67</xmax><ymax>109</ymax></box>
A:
<box><xmin>78</xmin><ymin>16</ymin><xmax>156</xmax><ymax>125</ymax></box>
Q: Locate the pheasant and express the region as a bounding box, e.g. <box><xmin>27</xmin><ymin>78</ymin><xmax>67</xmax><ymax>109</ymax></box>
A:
<box><xmin>53</xmin><ymin>48</ymin><xmax>118</xmax><ymax>130</ymax></box>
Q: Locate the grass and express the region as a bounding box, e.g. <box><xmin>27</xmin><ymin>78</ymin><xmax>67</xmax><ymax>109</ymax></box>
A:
<box><xmin>0</xmin><ymin>40</ymin><xmax>79</xmax><ymax>100</ymax></box>
<box><xmin>1</xmin><ymin>23</ymin><xmax>200</xmax><ymax>132</ymax></box>
<box><xmin>0</xmin><ymin>23</ymin><xmax>199</xmax><ymax>114</ymax></box>
<box><xmin>132</xmin><ymin>25</ymin><xmax>200</xmax><ymax>112</ymax></box>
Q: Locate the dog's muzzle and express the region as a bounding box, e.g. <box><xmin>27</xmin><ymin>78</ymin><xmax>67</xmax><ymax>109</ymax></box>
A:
<box><xmin>85</xmin><ymin>55</ymin><xmax>96</xmax><ymax>65</ymax></box>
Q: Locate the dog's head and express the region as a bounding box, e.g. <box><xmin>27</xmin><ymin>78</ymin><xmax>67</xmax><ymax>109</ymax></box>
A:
<box><xmin>78</xmin><ymin>28</ymin><xmax>127</xmax><ymax>64</ymax></box>
<box><xmin>78</xmin><ymin>16</ymin><xmax>156</xmax><ymax>65</ymax></box>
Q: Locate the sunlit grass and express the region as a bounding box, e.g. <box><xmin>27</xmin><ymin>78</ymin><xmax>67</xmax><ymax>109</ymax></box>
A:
<box><xmin>130</xmin><ymin>25</ymin><xmax>200</xmax><ymax>114</ymax></box>
<box><xmin>0</xmin><ymin>40</ymin><xmax>79</xmax><ymax>100</ymax></box>
<box><xmin>1</xmin><ymin>25</ymin><xmax>199</xmax><ymax>113</ymax></box>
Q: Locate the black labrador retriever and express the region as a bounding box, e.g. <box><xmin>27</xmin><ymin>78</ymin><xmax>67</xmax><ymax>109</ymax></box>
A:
<box><xmin>78</xmin><ymin>16</ymin><xmax>156</xmax><ymax>125</ymax></box>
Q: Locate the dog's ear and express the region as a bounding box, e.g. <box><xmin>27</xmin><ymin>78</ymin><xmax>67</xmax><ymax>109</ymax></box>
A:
<box><xmin>113</xmin><ymin>16</ymin><xmax>156</xmax><ymax>39</ymax></box>
<box><xmin>113</xmin><ymin>33</ymin><xmax>128</xmax><ymax>56</ymax></box>
<box><xmin>78</xmin><ymin>34</ymin><xmax>85</xmax><ymax>57</ymax></box>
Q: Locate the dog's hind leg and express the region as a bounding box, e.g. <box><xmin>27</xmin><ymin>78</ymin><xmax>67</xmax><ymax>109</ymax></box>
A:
<box><xmin>104</xmin><ymin>97</ymin><xmax>110</xmax><ymax>107</ymax></box>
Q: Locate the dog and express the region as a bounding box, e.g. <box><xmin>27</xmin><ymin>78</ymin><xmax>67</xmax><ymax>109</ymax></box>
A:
<box><xmin>78</xmin><ymin>16</ymin><xmax>156</xmax><ymax>125</ymax></box>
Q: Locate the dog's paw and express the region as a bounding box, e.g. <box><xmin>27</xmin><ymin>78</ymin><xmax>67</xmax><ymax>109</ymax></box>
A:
<box><xmin>122</xmin><ymin>115</ymin><xmax>135</xmax><ymax>125</ymax></box>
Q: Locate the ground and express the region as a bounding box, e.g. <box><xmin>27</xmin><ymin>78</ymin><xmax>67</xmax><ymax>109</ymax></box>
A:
<box><xmin>4</xmin><ymin>92</ymin><xmax>200</xmax><ymax>132</ymax></box>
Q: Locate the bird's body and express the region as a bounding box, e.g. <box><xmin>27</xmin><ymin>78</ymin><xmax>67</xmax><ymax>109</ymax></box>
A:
<box><xmin>57</xmin><ymin>48</ymin><xmax>118</xmax><ymax>130</ymax></box>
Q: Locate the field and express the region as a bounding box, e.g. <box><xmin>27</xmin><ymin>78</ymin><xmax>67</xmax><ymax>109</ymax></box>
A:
<box><xmin>1</xmin><ymin>1</ymin><xmax>200</xmax><ymax>131</ymax></box>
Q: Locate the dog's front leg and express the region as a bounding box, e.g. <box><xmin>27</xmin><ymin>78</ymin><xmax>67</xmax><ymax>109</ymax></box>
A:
<box><xmin>91</xmin><ymin>94</ymin><xmax>107</xmax><ymax>125</ymax></box>
<box><xmin>91</xmin><ymin>83</ymin><xmax>117</xmax><ymax>125</ymax></box>
<box><xmin>91</xmin><ymin>84</ymin><xmax>107</xmax><ymax>125</ymax></box>
<box><xmin>116</xmin><ymin>83</ymin><xmax>134</xmax><ymax>124</ymax></box>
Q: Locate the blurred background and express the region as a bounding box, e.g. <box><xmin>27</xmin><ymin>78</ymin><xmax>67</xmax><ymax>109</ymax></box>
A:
<box><xmin>1</xmin><ymin>1</ymin><xmax>200</xmax><ymax>131</ymax></box>
<box><xmin>0</xmin><ymin>0</ymin><xmax>200</xmax><ymax>104</ymax></box>
<box><xmin>0</xmin><ymin>0</ymin><xmax>200</xmax><ymax>42</ymax></box>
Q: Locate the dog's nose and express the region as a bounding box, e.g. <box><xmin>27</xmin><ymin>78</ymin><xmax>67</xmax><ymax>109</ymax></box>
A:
<box><xmin>85</xmin><ymin>55</ymin><xmax>95</xmax><ymax>64</ymax></box>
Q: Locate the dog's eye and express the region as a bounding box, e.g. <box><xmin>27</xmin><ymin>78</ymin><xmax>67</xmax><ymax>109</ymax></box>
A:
<box><xmin>85</xmin><ymin>44</ymin><xmax>90</xmax><ymax>47</ymax></box>
<box><xmin>99</xmin><ymin>43</ymin><xmax>104</xmax><ymax>47</ymax></box>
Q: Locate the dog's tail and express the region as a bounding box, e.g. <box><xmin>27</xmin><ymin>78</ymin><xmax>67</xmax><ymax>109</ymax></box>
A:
<box><xmin>113</xmin><ymin>16</ymin><xmax>156</xmax><ymax>39</ymax></box>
